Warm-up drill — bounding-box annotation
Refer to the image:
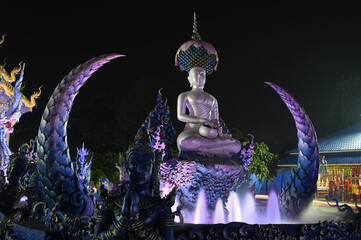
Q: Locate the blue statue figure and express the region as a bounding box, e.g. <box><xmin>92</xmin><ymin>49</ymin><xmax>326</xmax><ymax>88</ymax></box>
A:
<box><xmin>76</xmin><ymin>143</ymin><xmax>92</xmax><ymax>191</ymax></box>
<box><xmin>0</xmin><ymin>139</ymin><xmax>35</xmax><ymax>216</ymax></box>
<box><xmin>94</xmin><ymin>126</ymin><xmax>175</xmax><ymax>240</ymax></box>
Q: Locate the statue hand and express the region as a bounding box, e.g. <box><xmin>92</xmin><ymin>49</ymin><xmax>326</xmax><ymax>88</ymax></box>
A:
<box><xmin>202</xmin><ymin>118</ymin><xmax>218</xmax><ymax>128</ymax></box>
<box><xmin>218</xmin><ymin>130</ymin><xmax>232</xmax><ymax>139</ymax></box>
<box><xmin>210</xmin><ymin>119</ymin><xmax>220</xmax><ymax>129</ymax></box>
<box><xmin>130</xmin><ymin>187</ymin><xmax>140</xmax><ymax>218</ymax></box>
<box><xmin>115</xmin><ymin>162</ymin><xmax>121</xmax><ymax>170</ymax></box>
<box><xmin>121</xmin><ymin>185</ymin><xmax>130</xmax><ymax>217</ymax></box>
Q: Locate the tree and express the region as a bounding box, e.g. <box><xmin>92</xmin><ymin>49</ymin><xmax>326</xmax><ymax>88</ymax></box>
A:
<box><xmin>328</xmin><ymin>74</ymin><xmax>361</xmax><ymax>133</ymax></box>
<box><xmin>246</xmin><ymin>141</ymin><xmax>279</xmax><ymax>184</ymax></box>
<box><xmin>90</xmin><ymin>152</ymin><xmax>122</xmax><ymax>187</ymax></box>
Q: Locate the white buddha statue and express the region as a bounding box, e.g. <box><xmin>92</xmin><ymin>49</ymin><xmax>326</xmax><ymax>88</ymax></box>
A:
<box><xmin>177</xmin><ymin>67</ymin><xmax>242</xmax><ymax>158</ymax></box>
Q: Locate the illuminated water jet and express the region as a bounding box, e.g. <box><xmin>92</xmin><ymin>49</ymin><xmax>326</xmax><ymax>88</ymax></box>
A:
<box><xmin>226</xmin><ymin>191</ymin><xmax>242</xmax><ymax>222</ymax></box>
<box><xmin>193</xmin><ymin>188</ymin><xmax>209</xmax><ymax>224</ymax></box>
<box><xmin>242</xmin><ymin>192</ymin><xmax>256</xmax><ymax>224</ymax></box>
<box><xmin>213</xmin><ymin>198</ymin><xmax>226</xmax><ymax>224</ymax></box>
<box><xmin>266</xmin><ymin>190</ymin><xmax>281</xmax><ymax>224</ymax></box>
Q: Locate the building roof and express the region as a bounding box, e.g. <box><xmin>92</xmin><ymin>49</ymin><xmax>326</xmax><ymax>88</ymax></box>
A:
<box><xmin>288</xmin><ymin>122</ymin><xmax>361</xmax><ymax>153</ymax></box>
<box><xmin>280</xmin><ymin>123</ymin><xmax>361</xmax><ymax>166</ymax></box>
<box><xmin>278</xmin><ymin>151</ymin><xmax>361</xmax><ymax>166</ymax></box>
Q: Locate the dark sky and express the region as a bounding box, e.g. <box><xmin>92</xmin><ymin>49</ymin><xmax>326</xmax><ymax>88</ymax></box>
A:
<box><xmin>2</xmin><ymin>3</ymin><xmax>361</xmax><ymax>154</ymax></box>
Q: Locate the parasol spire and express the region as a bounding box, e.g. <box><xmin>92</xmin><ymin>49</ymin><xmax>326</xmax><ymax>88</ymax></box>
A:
<box><xmin>192</xmin><ymin>12</ymin><xmax>202</xmax><ymax>40</ymax></box>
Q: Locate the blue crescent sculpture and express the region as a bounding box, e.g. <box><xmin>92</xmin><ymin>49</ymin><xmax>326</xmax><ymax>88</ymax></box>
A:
<box><xmin>36</xmin><ymin>53</ymin><xmax>123</xmax><ymax>216</ymax></box>
<box><xmin>266</xmin><ymin>82</ymin><xmax>320</xmax><ymax>218</ymax></box>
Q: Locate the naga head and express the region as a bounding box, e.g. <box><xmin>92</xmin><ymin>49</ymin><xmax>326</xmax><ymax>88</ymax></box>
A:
<box><xmin>0</xmin><ymin>35</ymin><xmax>41</xmax><ymax>134</ymax></box>
<box><xmin>18</xmin><ymin>138</ymin><xmax>36</xmax><ymax>161</ymax></box>
<box><xmin>0</xmin><ymin>62</ymin><xmax>41</xmax><ymax>134</ymax></box>
<box><xmin>0</xmin><ymin>63</ymin><xmax>25</xmax><ymax>133</ymax></box>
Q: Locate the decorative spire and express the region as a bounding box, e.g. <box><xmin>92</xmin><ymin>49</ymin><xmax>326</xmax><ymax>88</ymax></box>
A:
<box><xmin>192</xmin><ymin>12</ymin><xmax>202</xmax><ymax>40</ymax></box>
<box><xmin>175</xmin><ymin>13</ymin><xmax>219</xmax><ymax>74</ymax></box>
<box><xmin>7</xmin><ymin>62</ymin><xmax>25</xmax><ymax>117</ymax></box>
<box><xmin>126</xmin><ymin>125</ymin><xmax>154</xmax><ymax>157</ymax></box>
<box><xmin>0</xmin><ymin>34</ymin><xmax>5</xmax><ymax>46</ymax></box>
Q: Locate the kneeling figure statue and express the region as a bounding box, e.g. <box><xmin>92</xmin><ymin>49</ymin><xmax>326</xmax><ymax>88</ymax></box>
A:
<box><xmin>94</xmin><ymin>126</ymin><xmax>175</xmax><ymax>240</ymax></box>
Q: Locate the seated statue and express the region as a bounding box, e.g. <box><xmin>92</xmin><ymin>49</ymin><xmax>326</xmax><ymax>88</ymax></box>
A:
<box><xmin>177</xmin><ymin>67</ymin><xmax>242</xmax><ymax>158</ymax></box>
<box><xmin>94</xmin><ymin>126</ymin><xmax>175</xmax><ymax>240</ymax></box>
<box><xmin>0</xmin><ymin>139</ymin><xmax>35</xmax><ymax>215</ymax></box>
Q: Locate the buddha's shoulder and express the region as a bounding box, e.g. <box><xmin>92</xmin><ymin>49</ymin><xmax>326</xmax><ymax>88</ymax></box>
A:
<box><xmin>180</xmin><ymin>91</ymin><xmax>214</xmax><ymax>97</ymax></box>
<box><xmin>178</xmin><ymin>91</ymin><xmax>192</xmax><ymax>97</ymax></box>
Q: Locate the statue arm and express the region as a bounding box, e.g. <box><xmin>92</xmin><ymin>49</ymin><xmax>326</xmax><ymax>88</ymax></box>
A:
<box><xmin>211</xmin><ymin>98</ymin><xmax>232</xmax><ymax>137</ymax></box>
<box><xmin>130</xmin><ymin>206</ymin><xmax>175</xmax><ymax>240</ymax></box>
<box><xmin>177</xmin><ymin>93</ymin><xmax>210</xmax><ymax>125</ymax></box>
<box><xmin>158</xmin><ymin>206</ymin><xmax>175</xmax><ymax>240</ymax></box>
<box><xmin>94</xmin><ymin>216</ymin><xmax>129</xmax><ymax>240</ymax></box>
<box><xmin>94</xmin><ymin>187</ymin><xmax>129</xmax><ymax>239</ymax></box>
<box><xmin>210</xmin><ymin>97</ymin><xmax>220</xmax><ymax>127</ymax></box>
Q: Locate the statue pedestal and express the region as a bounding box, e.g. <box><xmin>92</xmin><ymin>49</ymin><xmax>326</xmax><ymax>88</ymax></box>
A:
<box><xmin>161</xmin><ymin>156</ymin><xmax>247</xmax><ymax>222</ymax></box>
<box><xmin>6</xmin><ymin>220</ymin><xmax>60</xmax><ymax>240</ymax></box>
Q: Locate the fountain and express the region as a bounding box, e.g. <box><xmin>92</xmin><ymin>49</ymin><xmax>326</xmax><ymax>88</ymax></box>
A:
<box><xmin>226</xmin><ymin>191</ymin><xmax>242</xmax><ymax>222</ymax></box>
<box><xmin>213</xmin><ymin>198</ymin><xmax>226</xmax><ymax>224</ymax></box>
<box><xmin>241</xmin><ymin>192</ymin><xmax>257</xmax><ymax>224</ymax></box>
<box><xmin>193</xmin><ymin>188</ymin><xmax>209</xmax><ymax>224</ymax></box>
<box><xmin>266</xmin><ymin>190</ymin><xmax>281</xmax><ymax>224</ymax></box>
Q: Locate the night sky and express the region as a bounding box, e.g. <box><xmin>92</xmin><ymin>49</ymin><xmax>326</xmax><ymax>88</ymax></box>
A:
<box><xmin>2</xmin><ymin>3</ymin><xmax>361</xmax><ymax>154</ymax></box>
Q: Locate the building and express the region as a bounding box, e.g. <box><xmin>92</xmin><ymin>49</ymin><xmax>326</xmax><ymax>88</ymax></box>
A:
<box><xmin>253</xmin><ymin>123</ymin><xmax>361</xmax><ymax>201</ymax></box>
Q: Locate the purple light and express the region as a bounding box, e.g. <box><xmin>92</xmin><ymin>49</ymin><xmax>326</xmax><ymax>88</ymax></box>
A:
<box><xmin>161</xmin><ymin>181</ymin><xmax>170</xmax><ymax>198</ymax></box>
<box><xmin>226</xmin><ymin>191</ymin><xmax>242</xmax><ymax>222</ymax></box>
<box><xmin>242</xmin><ymin>192</ymin><xmax>256</xmax><ymax>224</ymax></box>
<box><xmin>213</xmin><ymin>198</ymin><xmax>226</xmax><ymax>224</ymax></box>
<box><xmin>193</xmin><ymin>188</ymin><xmax>209</xmax><ymax>224</ymax></box>
<box><xmin>266</xmin><ymin>190</ymin><xmax>281</xmax><ymax>223</ymax></box>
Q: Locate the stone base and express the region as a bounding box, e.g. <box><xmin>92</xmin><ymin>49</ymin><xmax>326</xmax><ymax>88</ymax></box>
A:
<box><xmin>161</xmin><ymin>157</ymin><xmax>247</xmax><ymax>220</ymax></box>
<box><xmin>178</xmin><ymin>151</ymin><xmax>240</xmax><ymax>161</ymax></box>
<box><xmin>173</xmin><ymin>221</ymin><xmax>356</xmax><ymax>239</ymax></box>
<box><xmin>7</xmin><ymin>221</ymin><xmax>60</xmax><ymax>240</ymax></box>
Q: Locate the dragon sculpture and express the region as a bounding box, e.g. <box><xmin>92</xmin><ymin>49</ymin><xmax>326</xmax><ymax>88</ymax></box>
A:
<box><xmin>75</xmin><ymin>143</ymin><xmax>93</xmax><ymax>192</ymax></box>
<box><xmin>0</xmin><ymin>34</ymin><xmax>41</xmax><ymax>180</ymax></box>
<box><xmin>36</xmin><ymin>53</ymin><xmax>123</xmax><ymax>216</ymax></box>
<box><xmin>266</xmin><ymin>82</ymin><xmax>320</xmax><ymax>219</ymax></box>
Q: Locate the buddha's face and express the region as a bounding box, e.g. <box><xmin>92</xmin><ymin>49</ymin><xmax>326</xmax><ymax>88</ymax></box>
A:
<box><xmin>127</xmin><ymin>152</ymin><xmax>153</xmax><ymax>186</ymax></box>
<box><xmin>188</xmin><ymin>67</ymin><xmax>206</xmax><ymax>89</ymax></box>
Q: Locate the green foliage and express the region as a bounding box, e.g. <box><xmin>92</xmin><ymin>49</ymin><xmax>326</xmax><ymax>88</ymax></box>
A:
<box><xmin>170</xmin><ymin>148</ymin><xmax>180</xmax><ymax>158</ymax></box>
<box><xmin>246</xmin><ymin>141</ymin><xmax>279</xmax><ymax>184</ymax></box>
<box><xmin>90</xmin><ymin>152</ymin><xmax>122</xmax><ymax>187</ymax></box>
<box><xmin>91</xmin><ymin>168</ymin><xmax>105</xmax><ymax>188</ymax></box>
<box><xmin>329</xmin><ymin>74</ymin><xmax>361</xmax><ymax>132</ymax></box>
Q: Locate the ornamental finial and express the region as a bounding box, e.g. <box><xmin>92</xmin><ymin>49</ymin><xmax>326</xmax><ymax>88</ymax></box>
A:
<box><xmin>0</xmin><ymin>34</ymin><xmax>5</xmax><ymax>46</ymax></box>
<box><xmin>192</xmin><ymin>12</ymin><xmax>201</xmax><ymax>40</ymax></box>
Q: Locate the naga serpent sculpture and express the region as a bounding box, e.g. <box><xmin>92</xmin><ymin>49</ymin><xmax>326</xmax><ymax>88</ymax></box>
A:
<box><xmin>0</xmin><ymin>34</ymin><xmax>41</xmax><ymax>179</ymax></box>
<box><xmin>36</xmin><ymin>53</ymin><xmax>123</xmax><ymax>216</ymax></box>
<box><xmin>266</xmin><ymin>82</ymin><xmax>320</xmax><ymax>218</ymax></box>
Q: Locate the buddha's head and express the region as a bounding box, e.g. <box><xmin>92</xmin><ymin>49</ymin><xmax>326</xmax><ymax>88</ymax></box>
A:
<box><xmin>188</xmin><ymin>67</ymin><xmax>206</xmax><ymax>89</ymax></box>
